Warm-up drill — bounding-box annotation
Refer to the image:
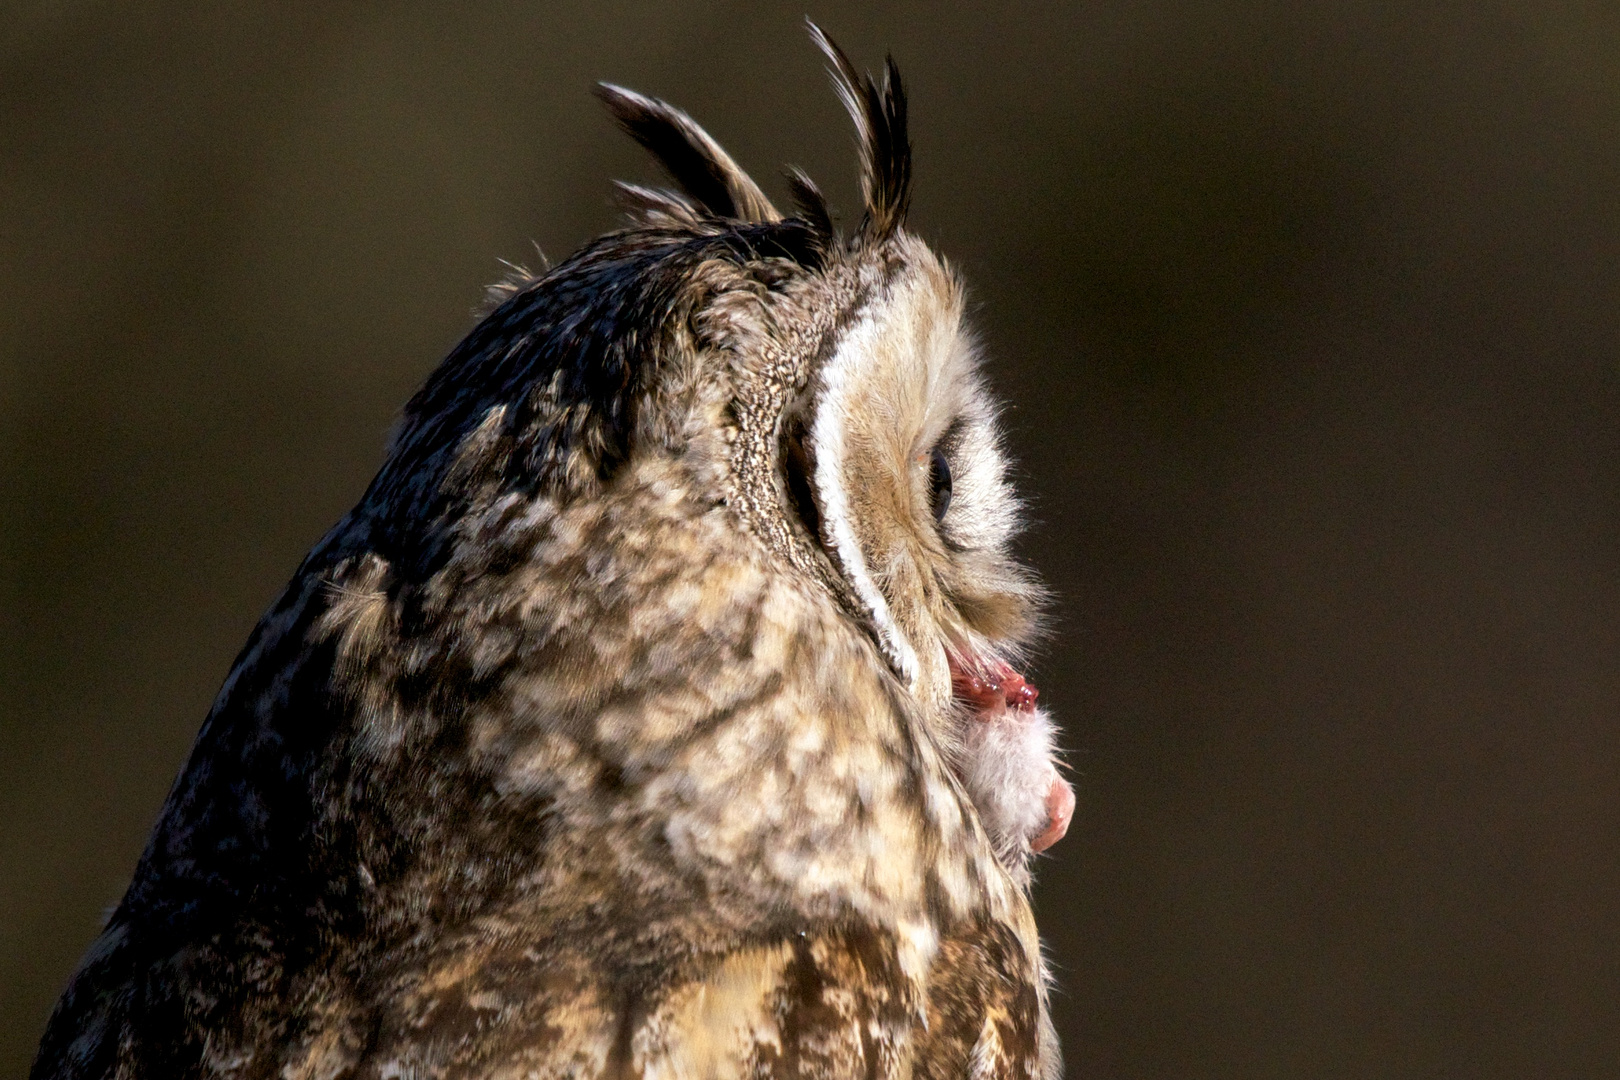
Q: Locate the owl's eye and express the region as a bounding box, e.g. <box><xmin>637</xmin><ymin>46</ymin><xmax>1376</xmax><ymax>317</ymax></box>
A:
<box><xmin>929</xmin><ymin>447</ymin><xmax>953</xmax><ymax>522</ymax></box>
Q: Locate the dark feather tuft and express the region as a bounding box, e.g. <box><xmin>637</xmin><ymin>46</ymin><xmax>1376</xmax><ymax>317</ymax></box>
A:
<box><xmin>784</xmin><ymin>166</ymin><xmax>836</xmax><ymax>249</ymax></box>
<box><xmin>595</xmin><ymin>83</ymin><xmax>780</xmax><ymax>224</ymax></box>
<box><xmin>611</xmin><ymin>181</ymin><xmax>708</xmax><ymax>230</ymax></box>
<box><xmin>806</xmin><ymin>21</ymin><xmax>912</xmax><ymax>242</ymax></box>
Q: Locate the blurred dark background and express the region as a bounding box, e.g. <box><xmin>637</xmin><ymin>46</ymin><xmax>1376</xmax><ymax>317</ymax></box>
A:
<box><xmin>4</xmin><ymin>2</ymin><xmax>1618</xmax><ymax>1076</ymax></box>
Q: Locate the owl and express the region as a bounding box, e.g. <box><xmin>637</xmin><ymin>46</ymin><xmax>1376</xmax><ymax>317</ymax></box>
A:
<box><xmin>32</xmin><ymin>24</ymin><xmax>1072</xmax><ymax>1080</ymax></box>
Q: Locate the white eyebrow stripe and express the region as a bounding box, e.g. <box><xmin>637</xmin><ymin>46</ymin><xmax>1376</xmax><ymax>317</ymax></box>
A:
<box><xmin>810</xmin><ymin>301</ymin><xmax>921</xmax><ymax>688</ymax></box>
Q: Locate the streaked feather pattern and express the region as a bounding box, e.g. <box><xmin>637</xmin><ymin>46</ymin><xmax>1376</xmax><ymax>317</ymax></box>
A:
<box><xmin>31</xmin><ymin>24</ymin><xmax>1063</xmax><ymax>1080</ymax></box>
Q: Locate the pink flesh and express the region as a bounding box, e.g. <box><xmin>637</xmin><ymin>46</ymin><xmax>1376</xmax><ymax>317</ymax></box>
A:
<box><xmin>948</xmin><ymin>654</ymin><xmax>1070</xmax><ymax>851</ymax></box>
<box><xmin>1031</xmin><ymin>776</ymin><xmax>1074</xmax><ymax>852</ymax></box>
<box><xmin>950</xmin><ymin>659</ymin><xmax>1040</xmax><ymax>715</ymax></box>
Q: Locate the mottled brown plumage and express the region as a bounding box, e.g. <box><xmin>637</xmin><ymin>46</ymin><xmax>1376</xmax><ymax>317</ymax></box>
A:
<box><xmin>33</xmin><ymin>24</ymin><xmax>1068</xmax><ymax>1080</ymax></box>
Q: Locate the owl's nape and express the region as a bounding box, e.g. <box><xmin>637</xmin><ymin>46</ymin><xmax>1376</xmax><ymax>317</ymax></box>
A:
<box><xmin>31</xmin><ymin>23</ymin><xmax>1065</xmax><ymax>1080</ymax></box>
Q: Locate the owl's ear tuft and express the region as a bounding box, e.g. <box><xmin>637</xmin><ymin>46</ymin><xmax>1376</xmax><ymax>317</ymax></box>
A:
<box><xmin>595</xmin><ymin>83</ymin><xmax>781</xmax><ymax>224</ymax></box>
<box><xmin>806</xmin><ymin>21</ymin><xmax>911</xmax><ymax>243</ymax></box>
<box><xmin>783</xmin><ymin>166</ymin><xmax>836</xmax><ymax>252</ymax></box>
<box><xmin>610</xmin><ymin>181</ymin><xmax>707</xmax><ymax>230</ymax></box>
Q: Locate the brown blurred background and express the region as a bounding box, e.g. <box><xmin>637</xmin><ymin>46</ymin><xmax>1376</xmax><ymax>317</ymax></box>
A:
<box><xmin>3</xmin><ymin>2</ymin><xmax>1618</xmax><ymax>1076</ymax></box>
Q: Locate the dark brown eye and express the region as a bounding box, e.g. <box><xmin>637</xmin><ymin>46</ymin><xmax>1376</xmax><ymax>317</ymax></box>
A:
<box><xmin>929</xmin><ymin>448</ymin><xmax>952</xmax><ymax>522</ymax></box>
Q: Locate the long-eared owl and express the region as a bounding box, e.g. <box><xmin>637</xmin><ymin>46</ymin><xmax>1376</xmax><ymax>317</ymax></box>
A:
<box><xmin>32</xmin><ymin>23</ymin><xmax>1073</xmax><ymax>1080</ymax></box>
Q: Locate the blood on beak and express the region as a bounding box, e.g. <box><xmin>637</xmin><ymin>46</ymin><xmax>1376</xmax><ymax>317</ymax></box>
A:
<box><xmin>950</xmin><ymin>658</ymin><xmax>1039</xmax><ymax>717</ymax></box>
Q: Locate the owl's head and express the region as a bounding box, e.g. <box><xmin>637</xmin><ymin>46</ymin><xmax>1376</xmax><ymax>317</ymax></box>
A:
<box><xmin>607</xmin><ymin>27</ymin><xmax>1044</xmax><ymax>704</ymax></box>
<box><xmin>374</xmin><ymin>25</ymin><xmax>1067</xmax><ymax>867</ymax></box>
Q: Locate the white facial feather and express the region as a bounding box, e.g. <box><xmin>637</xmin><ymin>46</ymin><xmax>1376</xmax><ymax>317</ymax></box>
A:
<box><xmin>806</xmin><ymin>246</ymin><xmax>1035</xmax><ymax>678</ymax></box>
<box><xmin>797</xmin><ymin>243</ymin><xmax>1059</xmax><ymax>882</ymax></box>
<box><xmin>810</xmin><ymin>299</ymin><xmax>923</xmax><ymax>687</ymax></box>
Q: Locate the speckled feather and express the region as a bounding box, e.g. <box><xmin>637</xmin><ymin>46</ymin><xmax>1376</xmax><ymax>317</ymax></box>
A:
<box><xmin>33</xmin><ymin>26</ymin><xmax>1061</xmax><ymax>1080</ymax></box>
